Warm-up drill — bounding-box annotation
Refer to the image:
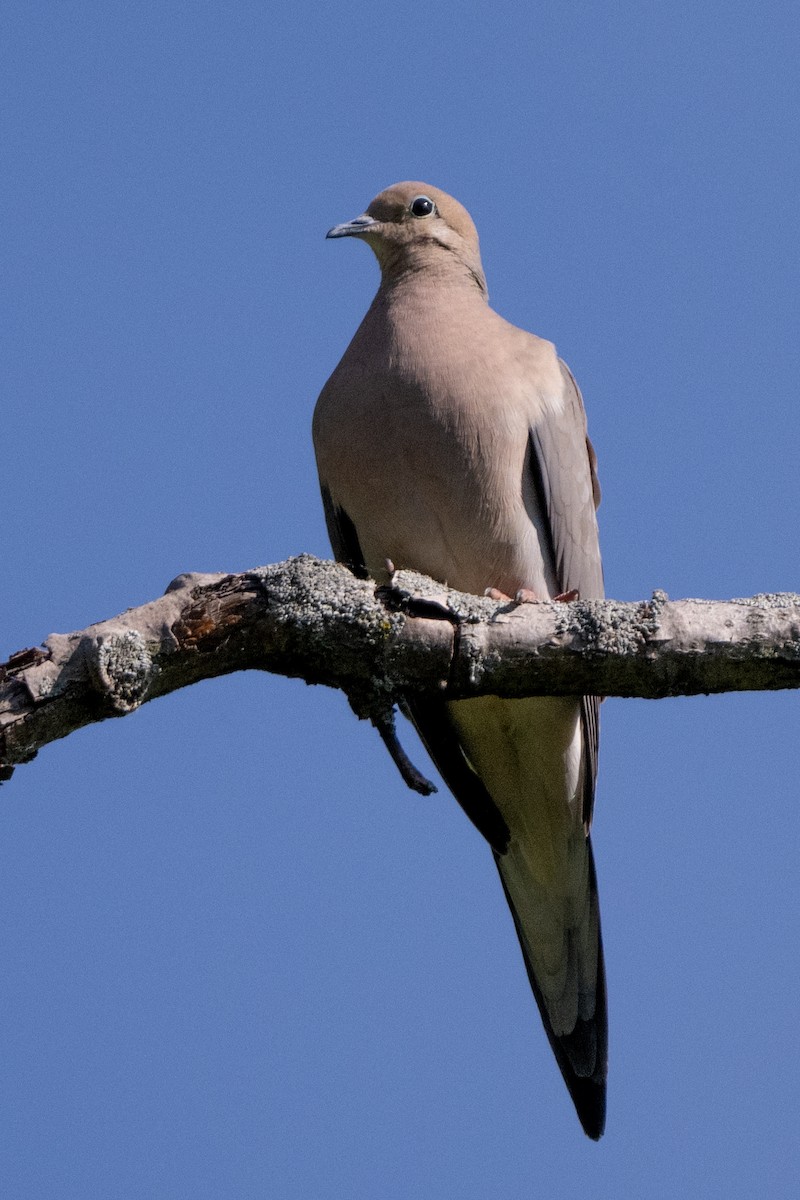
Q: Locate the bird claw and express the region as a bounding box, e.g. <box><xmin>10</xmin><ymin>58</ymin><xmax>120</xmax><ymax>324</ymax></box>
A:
<box><xmin>484</xmin><ymin>586</ymin><xmax>580</xmax><ymax>605</ymax></box>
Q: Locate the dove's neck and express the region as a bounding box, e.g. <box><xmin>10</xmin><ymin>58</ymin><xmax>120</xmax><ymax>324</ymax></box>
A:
<box><xmin>376</xmin><ymin>245</ymin><xmax>488</xmax><ymax>302</ymax></box>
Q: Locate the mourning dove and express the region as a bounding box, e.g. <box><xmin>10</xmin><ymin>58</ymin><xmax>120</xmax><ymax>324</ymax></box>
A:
<box><xmin>313</xmin><ymin>182</ymin><xmax>607</xmax><ymax>1139</ymax></box>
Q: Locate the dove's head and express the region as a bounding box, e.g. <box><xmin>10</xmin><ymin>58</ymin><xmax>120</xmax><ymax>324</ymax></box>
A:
<box><xmin>327</xmin><ymin>182</ymin><xmax>487</xmax><ymax>293</ymax></box>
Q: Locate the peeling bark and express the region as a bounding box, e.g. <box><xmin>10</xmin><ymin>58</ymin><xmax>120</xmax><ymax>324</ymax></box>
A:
<box><xmin>2</xmin><ymin>554</ymin><xmax>800</xmax><ymax>781</ymax></box>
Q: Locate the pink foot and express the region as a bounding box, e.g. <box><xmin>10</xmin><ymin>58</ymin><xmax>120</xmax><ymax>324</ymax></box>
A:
<box><xmin>484</xmin><ymin>587</ymin><xmax>579</xmax><ymax>604</ymax></box>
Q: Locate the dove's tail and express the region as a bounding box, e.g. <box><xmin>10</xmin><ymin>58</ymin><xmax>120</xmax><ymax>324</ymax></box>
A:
<box><xmin>495</xmin><ymin>837</ymin><xmax>607</xmax><ymax>1140</ymax></box>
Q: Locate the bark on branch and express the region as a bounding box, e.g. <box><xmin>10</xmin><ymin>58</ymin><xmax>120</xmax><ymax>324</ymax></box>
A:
<box><xmin>2</xmin><ymin>553</ymin><xmax>800</xmax><ymax>782</ymax></box>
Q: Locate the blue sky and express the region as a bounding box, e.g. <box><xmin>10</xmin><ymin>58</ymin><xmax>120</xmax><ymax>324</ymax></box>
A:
<box><xmin>2</xmin><ymin>2</ymin><xmax>800</xmax><ymax>1196</ymax></box>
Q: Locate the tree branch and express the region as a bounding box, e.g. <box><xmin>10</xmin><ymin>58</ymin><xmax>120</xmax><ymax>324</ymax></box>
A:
<box><xmin>2</xmin><ymin>554</ymin><xmax>800</xmax><ymax>781</ymax></box>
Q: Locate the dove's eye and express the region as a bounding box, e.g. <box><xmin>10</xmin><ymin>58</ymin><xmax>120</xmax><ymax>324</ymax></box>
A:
<box><xmin>409</xmin><ymin>195</ymin><xmax>436</xmax><ymax>218</ymax></box>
